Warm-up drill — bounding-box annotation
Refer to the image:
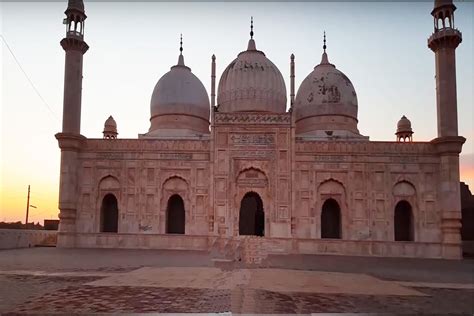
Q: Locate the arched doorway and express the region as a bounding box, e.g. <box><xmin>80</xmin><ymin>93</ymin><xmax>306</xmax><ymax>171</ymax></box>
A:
<box><xmin>101</xmin><ymin>194</ymin><xmax>118</xmax><ymax>233</ymax></box>
<box><xmin>239</xmin><ymin>192</ymin><xmax>264</xmax><ymax>236</ymax></box>
<box><xmin>321</xmin><ymin>198</ymin><xmax>341</xmax><ymax>239</ymax></box>
<box><xmin>394</xmin><ymin>200</ymin><xmax>414</xmax><ymax>241</ymax></box>
<box><xmin>166</xmin><ymin>194</ymin><xmax>185</xmax><ymax>234</ymax></box>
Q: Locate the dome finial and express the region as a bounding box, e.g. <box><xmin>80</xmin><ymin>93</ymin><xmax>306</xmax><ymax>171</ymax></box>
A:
<box><xmin>323</xmin><ymin>31</ymin><xmax>327</xmax><ymax>53</ymax></box>
<box><xmin>247</xmin><ymin>17</ymin><xmax>256</xmax><ymax>51</ymax></box>
<box><xmin>177</xmin><ymin>33</ymin><xmax>185</xmax><ymax>66</ymax></box>
<box><xmin>320</xmin><ymin>31</ymin><xmax>330</xmax><ymax>65</ymax></box>
<box><xmin>250</xmin><ymin>16</ymin><xmax>254</xmax><ymax>39</ymax></box>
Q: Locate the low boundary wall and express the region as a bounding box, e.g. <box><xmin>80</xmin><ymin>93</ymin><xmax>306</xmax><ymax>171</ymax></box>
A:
<box><xmin>62</xmin><ymin>232</ymin><xmax>447</xmax><ymax>259</ymax></box>
<box><xmin>0</xmin><ymin>229</ymin><xmax>57</xmax><ymax>249</ymax></box>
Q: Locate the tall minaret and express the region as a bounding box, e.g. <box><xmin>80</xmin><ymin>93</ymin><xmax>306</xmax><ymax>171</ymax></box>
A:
<box><xmin>428</xmin><ymin>0</ymin><xmax>465</xmax><ymax>259</ymax></box>
<box><xmin>60</xmin><ymin>0</ymin><xmax>88</xmax><ymax>133</ymax></box>
<box><xmin>55</xmin><ymin>0</ymin><xmax>88</xmax><ymax>247</ymax></box>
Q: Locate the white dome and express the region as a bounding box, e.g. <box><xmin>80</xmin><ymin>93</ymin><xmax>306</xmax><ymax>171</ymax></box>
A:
<box><xmin>148</xmin><ymin>54</ymin><xmax>210</xmax><ymax>136</ymax></box>
<box><xmin>217</xmin><ymin>39</ymin><xmax>287</xmax><ymax>113</ymax></box>
<box><xmin>294</xmin><ymin>52</ymin><xmax>360</xmax><ymax>136</ymax></box>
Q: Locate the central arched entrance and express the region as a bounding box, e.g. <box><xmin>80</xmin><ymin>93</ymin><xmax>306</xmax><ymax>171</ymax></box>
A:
<box><xmin>321</xmin><ymin>198</ymin><xmax>341</xmax><ymax>239</ymax></box>
<box><xmin>101</xmin><ymin>193</ymin><xmax>118</xmax><ymax>233</ymax></box>
<box><xmin>166</xmin><ymin>194</ymin><xmax>185</xmax><ymax>234</ymax></box>
<box><xmin>239</xmin><ymin>192</ymin><xmax>264</xmax><ymax>236</ymax></box>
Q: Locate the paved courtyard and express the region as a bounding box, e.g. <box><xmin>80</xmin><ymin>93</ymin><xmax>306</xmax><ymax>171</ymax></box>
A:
<box><xmin>0</xmin><ymin>248</ymin><xmax>473</xmax><ymax>314</ymax></box>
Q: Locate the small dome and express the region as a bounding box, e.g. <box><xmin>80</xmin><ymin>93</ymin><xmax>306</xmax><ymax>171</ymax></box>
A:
<box><xmin>148</xmin><ymin>54</ymin><xmax>210</xmax><ymax>137</ymax></box>
<box><xmin>103</xmin><ymin>115</ymin><xmax>117</xmax><ymax>139</ymax></box>
<box><xmin>217</xmin><ymin>38</ymin><xmax>287</xmax><ymax>113</ymax></box>
<box><xmin>397</xmin><ymin>115</ymin><xmax>413</xmax><ymax>133</ymax></box>
<box><xmin>396</xmin><ymin>115</ymin><xmax>414</xmax><ymax>142</ymax></box>
<box><xmin>294</xmin><ymin>51</ymin><xmax>360</xmax><ymax>137</ymax></box>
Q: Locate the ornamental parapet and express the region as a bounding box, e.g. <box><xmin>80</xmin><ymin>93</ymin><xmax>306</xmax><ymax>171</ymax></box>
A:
<box><xmin>84</xmin><ymin>138</ymin><xmax>210</xmax><ymax>152</ymax></box>
<box><xmin>296</xmin><ymin>140</ymin><xmax>436</xmax><ymax>155</ymax></box>
<box><xmin>214</xmin><ymin>112</ymin><xmax>291</xmax><ymax>125</ymax></box>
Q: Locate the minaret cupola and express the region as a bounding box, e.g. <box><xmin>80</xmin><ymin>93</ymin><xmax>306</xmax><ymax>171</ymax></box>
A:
<box><xmin>63</xmin><ymin>0</ymin><xmax>87</xmax><ymax>40</ymax></box>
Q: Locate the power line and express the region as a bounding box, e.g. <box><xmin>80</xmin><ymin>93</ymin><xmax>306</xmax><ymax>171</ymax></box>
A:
<box><xmin>1</xmin><ymin>35</ymin><xmax>59</xmax><ymax>121</ymax></box>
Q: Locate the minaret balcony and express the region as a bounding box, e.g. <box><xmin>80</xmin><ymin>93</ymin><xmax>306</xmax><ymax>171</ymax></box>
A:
<box><xmin>428</xmin><ymin>28</ymin><xmax>462</xmax><ymax>51</ymax></box>
<box><xmin>60</xmin><ymin>37</ymin><xmax>89</xmax><ymax>54</ymax></box>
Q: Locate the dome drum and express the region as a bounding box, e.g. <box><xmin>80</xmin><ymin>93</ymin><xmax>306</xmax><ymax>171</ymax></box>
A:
<box><xmin>150</xmin><ymin>113</ymin><xmax>210</xmax><ymax>134</ymax></box>
<box><xmin>296</xmin><ymin>115</ymin><xmax>359</xmax><ymax>135</ymax></box>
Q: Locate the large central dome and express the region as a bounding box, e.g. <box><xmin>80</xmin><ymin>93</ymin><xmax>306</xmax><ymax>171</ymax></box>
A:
<box><xmin>217</xmin><ymin>36</ymin><xmax>287</xmax><ymax>113</ymax></box>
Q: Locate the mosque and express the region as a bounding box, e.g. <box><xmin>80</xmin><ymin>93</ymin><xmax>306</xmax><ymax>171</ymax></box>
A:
<box><xmin>56</xmin><ymin>0</ymin><xmax>465</xmax><ymax>259</ymax></box>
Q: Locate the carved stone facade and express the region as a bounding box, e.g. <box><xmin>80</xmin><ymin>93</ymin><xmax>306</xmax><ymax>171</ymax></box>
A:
<box><xmin>61</xmin><ymin>111</ymin><xmax>454</xmax><ymax>259</ymax></box>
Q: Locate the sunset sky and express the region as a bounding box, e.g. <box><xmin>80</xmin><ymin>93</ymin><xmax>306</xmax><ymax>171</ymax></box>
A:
<box><xmin>1</xmin><ymin>1</ymin><xmax>473</xmax><ymax>223</ymax></box>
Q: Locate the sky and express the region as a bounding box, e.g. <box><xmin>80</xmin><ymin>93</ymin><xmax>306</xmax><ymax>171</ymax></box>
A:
<box><xmin>1</xmin><ymin>1</ymin><xmax>473</xmax><ymax>223</ymax></box>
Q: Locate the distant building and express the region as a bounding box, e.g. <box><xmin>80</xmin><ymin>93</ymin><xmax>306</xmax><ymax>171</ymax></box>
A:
<box><xmin>43</xmin><ymin>219</ymin><xmax>60</xmax><ymax>231</ymax></box>
<box><xmin>55</xmin><ymin>0</ymin><xmax>465</xmax><ymax>259</ymax></box>
<box><xmin>460</xmin><ymin>182</ymin><xmax>474</xmax><ymax>241</ymax></box>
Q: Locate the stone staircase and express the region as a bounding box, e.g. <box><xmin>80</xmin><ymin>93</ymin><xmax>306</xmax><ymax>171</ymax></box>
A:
<box><xmin>239</xmin><ymin>236</ymin><xmax>267</xmax><ymax>266</ymax></box>
<box><xmin>210</xmin><ymin>236</ymin><xmax>268</xmax><ymax>268</ymax></box>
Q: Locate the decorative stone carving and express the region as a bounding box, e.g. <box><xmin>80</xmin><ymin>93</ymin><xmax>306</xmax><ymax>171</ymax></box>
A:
<box><xmin>231</xmin><ymin>150</ymin><xmax>275</xmax><ymax>160</ymax></box>
<box><xmin>237</xmin><ymin>168</ymin><xmax>268</xmax><ymax>187</ymax></box>
<box><xmin>230</xmin><ymin>134</ymin><xmax>275</xmax><ymax>146</ymax></box>
<box><xmin>159</xmin><ymin>153</ymin><xmax>193</xmax><ymax>160</ymax></box>
<box><xmin>215</xmin><ymin>113</ymin><xmax>291</xmax><ymax>125</ymax></box>
<box><xmin>393</xmin><ymin>181</ymin><xmax>416</xmax><ymax>197</ymax></box>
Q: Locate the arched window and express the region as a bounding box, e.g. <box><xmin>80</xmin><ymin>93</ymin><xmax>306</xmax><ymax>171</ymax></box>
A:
<box><xmin>321</xmin><ymin>198</ymin><xmax>341</xmax><ymax>239</ymax></box>
<box><xmin>166</xmin><ymin>194</ymin><xmax>185</xmax><ymax>234</ymax></box>
<box><xmin>239</xmin><ymin>192</ymin><xmax>264</xmax><ymax>236</ymax></box>
<box><xmin>101</xmin><ymin>194</ymin><xmax>118</xmax><ymax>233</ymax></box>
<box><xmin>394</xmin><ymin>200</ymin><xmax>414</xmax><ymax>241</ymax></box>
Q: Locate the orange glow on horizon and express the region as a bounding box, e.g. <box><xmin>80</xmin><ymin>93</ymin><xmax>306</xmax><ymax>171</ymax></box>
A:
<box><xmin>0</xmin><ymin>171</ymin><xmax>59</xmax><ymax>223</ymax></box>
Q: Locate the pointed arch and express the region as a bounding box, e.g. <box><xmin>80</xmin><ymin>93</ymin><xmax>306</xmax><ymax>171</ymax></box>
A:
<box><xmin>394</xmin><ymin>200</ymin><xmax>414</xmax><ymax>241</ymax></box>
<box><xmin>160</xmin><ymin>176</ymin><xmax>189</xmax><ymax>234</ymax></box>
<box><xmin>98</xmin><ymin>175</ymin><xmax>120</xmax><ymax>190</ymax></box>
<box><xmin>392</xmin><ymin>180</ymin><xmax>416</xmax><ymax>197</ymax></box>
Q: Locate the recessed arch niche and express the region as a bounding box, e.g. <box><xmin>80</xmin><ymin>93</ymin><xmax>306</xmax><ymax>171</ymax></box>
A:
<box><xmin>160</xmin><ymin>176</ymin><xmax>189</xmax><ymax>234</ymax></box>
<box><xmin>97</xmin><ymin>175</ymin><xmax>121</xmax><ymax>233</ymax></box>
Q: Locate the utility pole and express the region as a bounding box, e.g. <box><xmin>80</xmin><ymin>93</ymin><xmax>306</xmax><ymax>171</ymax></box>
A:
<box><xmin>25</xmin><ymin>185</ymin><xmax>30</xmax><ymax>228</ymax></box>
